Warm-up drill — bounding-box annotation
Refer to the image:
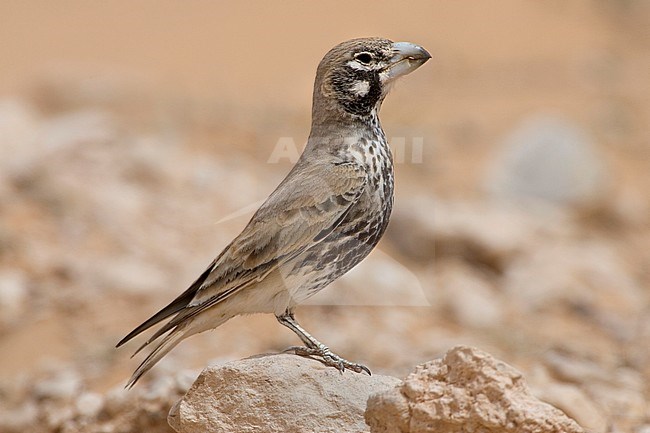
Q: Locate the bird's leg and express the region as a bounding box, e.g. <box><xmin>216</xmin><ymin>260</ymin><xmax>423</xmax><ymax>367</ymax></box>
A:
<box><xmin>276</xmin><ymin>309</ymin><xmax>371</xmax><ymax>375</ymax></box>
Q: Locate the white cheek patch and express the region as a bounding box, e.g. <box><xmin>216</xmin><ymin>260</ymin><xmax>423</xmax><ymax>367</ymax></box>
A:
<box><xmin>350</xmin><ymin>80</ymin><xmax>370</xmax><ymax>96</ymax></box>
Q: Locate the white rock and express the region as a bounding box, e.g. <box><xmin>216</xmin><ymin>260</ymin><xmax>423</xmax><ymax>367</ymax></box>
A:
<box><xmin>0</xmin><ymin>270</ymin><xmax>29</xmax><ymax>328</ymax></box>
<box><xmin>487</xmin><ymin>114</ymin><xmax>608</xmax><ymax>209</ymax></box>
<box><xmin>168</xmin><ymin>353</ymin><xmax>400</xmax><ymax>433</ymax></box>
<box><xmin>75</xmin><ymin>392</ymin><xmax>104</xmax><ymax>418</ymax></box>
<box><xmin>33</xmin><ymin>369</ymin><xmax>82</xmax><ymax>401</ymax></box>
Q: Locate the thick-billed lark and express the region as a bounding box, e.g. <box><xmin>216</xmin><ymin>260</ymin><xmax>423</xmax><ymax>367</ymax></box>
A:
<box><xmin>117</xmin><ymin>37</ymin><xmax>430</xmax><ymax>387</ymax></box>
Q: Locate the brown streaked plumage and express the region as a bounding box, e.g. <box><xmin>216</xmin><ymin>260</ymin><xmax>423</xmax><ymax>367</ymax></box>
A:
<box><xmin>117</xmin><ymin>37</ymin><xmax>430</xmax><ymax>387</ymax></box>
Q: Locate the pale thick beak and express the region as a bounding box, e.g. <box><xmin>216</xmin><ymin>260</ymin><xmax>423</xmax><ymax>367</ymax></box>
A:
<box><xmin>382</xmin><ymin>42</ymin><xmax>431</xmax><ymax>82</ymax></box>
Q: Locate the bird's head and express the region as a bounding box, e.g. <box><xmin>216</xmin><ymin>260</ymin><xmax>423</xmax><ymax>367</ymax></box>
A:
<box><xmin>312</xmin><ymin>37</ymin><xmax>431</xmax><ymax>124</ymax></box>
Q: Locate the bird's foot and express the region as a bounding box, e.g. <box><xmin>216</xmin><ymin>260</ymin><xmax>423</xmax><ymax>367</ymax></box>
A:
<box><xmin>283</xmin><ymin>345</ymin><xmax>371</xmax><ymax>375</ymax></box>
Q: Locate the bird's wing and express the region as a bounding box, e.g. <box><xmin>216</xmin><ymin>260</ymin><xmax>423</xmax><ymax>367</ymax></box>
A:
<box><xmin>192</xmin><ymin>158</ymin><xmax>367</xmax><ymax>306</ymax></box>
<box><xmin>117</xmin><ymin>157</ymin><xmax>366</xmax><ymax>347</ymax></box>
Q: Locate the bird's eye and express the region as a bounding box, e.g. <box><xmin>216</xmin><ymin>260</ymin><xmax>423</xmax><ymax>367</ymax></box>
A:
<box><xmin>354</xmin><ymin>52</ymin><xmax>374</xmax><ymax>65</ymax></box>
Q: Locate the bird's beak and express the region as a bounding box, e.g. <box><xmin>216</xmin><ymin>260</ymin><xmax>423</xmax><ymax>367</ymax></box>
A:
<box><xmin>382</xmin><ymin>42</ymin><xmax>431</xmax><ymax>83</ymax></box>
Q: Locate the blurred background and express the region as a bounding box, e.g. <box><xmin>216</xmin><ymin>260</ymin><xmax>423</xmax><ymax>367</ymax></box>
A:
<box><xmin>0</xmin><ymin>1</ymin><xmax>649</xmax><ymax>432</ymax></box>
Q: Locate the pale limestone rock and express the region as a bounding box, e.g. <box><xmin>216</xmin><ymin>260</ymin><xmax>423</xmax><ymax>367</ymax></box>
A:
<box><xmin>365</xmin><ymin>346</ymin><xmax>585</xmax><ymax>433</ymax></box>
<box><xmin>168</xmin><ymin>353</ymin><xmax>400</xmax><ymax>433</ymax></box>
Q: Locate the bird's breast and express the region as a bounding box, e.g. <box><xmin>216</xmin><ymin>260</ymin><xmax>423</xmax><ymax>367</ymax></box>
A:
<box><xmin>341</xmin><ymin>132</ymin><xmax>394</xmax><ymax>246</ymax></box>
<box><xmin>283</xmin><ymin>134</ymin><xmax>394</xmax><ymax>303</ymax></box>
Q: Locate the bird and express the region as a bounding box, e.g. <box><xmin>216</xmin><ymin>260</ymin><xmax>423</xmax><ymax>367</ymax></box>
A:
<box><xmin>117</xmin><ymin>37</ymin><xmax>430</xmax><ymax>388</ymax></box>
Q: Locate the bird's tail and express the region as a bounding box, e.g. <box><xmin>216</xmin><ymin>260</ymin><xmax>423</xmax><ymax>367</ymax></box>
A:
<box><xmin>125</xmin><ymin>329</ymin><xmax>187</xmax><ymax>389</ymax></box>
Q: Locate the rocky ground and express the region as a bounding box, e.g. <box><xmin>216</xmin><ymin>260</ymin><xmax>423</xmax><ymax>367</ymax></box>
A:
<box><xmin>170</xmin><ymin>347</ymin><xmax>585</xmax><ymax>433</ymax></box>
<box><xmin>1</xmin><ymin>1</ymin><xmax>649</xmax><ymax>432</ymax></box>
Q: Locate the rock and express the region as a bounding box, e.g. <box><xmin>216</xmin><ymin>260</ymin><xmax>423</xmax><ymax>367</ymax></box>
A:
<box><xmin>168</xmin><ymin>353</ymin><xmax>400</xmax><ymax>433</ymax></box>
<box><xmin>0</xmin><ymin>270</ymin><xmax>29</xmax><ymax>329</ymax></box>
<box><xmin>33</xmin><ymin>368</ymin><xmax>82</xmax><ymax>401</ymax></box>
<box><xmin>75</xmin><ymin>392</ymin><xmax>104</xmax><ymax>418</ymax></box>
<box><xmin>487</xmin><ymin>115</ymin><xmax>608</xmax><ymax>209</ymax></box>
<box><xmin>365</xmin><ymin>346</ymin><xmax>584</xmax><ymax>433</ymax></box>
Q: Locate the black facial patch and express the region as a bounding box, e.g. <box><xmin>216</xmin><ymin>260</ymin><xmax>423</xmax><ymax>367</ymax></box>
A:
<box><xmin>330</xmin><ymin>67</ymin><xmax>382</xmax><ymax>117</ymax></box>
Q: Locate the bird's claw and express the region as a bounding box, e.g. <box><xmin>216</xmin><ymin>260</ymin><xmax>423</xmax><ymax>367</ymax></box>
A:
<box><xmin>282</xmin><ymin>345</ymin><xmax>371</xmax><ymax>375</ymax></box>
